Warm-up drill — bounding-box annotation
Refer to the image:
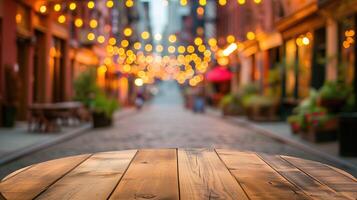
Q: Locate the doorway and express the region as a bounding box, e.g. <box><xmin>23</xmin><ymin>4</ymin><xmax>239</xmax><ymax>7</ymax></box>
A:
<box><xmin>50</xmin><ymin>37</ymin><xmax>65</xmax><ymax>102</ymax></box>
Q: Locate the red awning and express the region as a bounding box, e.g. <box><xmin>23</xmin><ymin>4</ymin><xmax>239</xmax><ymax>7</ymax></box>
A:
<box><xmin>206</xmin><ymin>66</ymin><xmax>232</xmax><ymax>82</ymax></box>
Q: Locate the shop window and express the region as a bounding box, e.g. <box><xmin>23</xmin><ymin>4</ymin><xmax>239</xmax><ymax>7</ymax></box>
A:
<box><xmin>338</xmin><ymin>16</ymin><xmax>355</xmax><ymax>84</ymax></box>
<box><xmin>285</xmin><ymin>39</ymin><xmax>297</xmax><ymax>98</ymax></box>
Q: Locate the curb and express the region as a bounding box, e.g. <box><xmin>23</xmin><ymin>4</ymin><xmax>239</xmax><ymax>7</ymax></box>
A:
<box><xmin>0</xmin><ymin>108</ymin><xmax>137</xmax><ymax>166</ymax></box>
<box><xmin>206</xmin><ymin>108</ymin><xmax>357</xmax><ymax>173</ymax></box>
<box><xmin>0</xmin><ymin>124</ymin><xmax>91</xmax><ymax>166</ymax></box>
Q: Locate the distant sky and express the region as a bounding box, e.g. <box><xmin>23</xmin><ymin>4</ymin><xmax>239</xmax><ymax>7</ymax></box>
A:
<box><xmin>141</xmin><ymin>0</ymin><xmax>168</xmax><ymax>35</ymax></box>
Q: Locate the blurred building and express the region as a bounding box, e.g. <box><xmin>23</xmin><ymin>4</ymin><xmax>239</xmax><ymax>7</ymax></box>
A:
<box><xmin>216</xmin><ymin>0</ymin><xmax>356</xmax><ymax>104</ymax></box>
<box><xmin>0</xmin><ymin>0</ymin><xmax>142</xmax><ymax>125</ymax></box>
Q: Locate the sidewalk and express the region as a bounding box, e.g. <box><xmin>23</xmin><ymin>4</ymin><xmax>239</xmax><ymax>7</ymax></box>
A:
<box><xmin>207</xmin><ymin>108</ymin><xmax>357</xmax><ymax>171</ymax></box>
<box><xmin>0</xmin><ymin>122</ymin><xmax>91</xmax><ymax>165</ymax></box>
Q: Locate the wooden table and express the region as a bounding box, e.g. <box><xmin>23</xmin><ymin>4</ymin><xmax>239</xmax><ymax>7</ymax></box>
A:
<box><xmin>1</xmin><ymin>149</ymin><xmax>356</xmax><ymax>200</ymax></box>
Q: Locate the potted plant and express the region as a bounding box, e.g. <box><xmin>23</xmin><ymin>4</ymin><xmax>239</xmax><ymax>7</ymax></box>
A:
<box><xmin>243</xmin><ymin>94</ymin><xmax>279</xmax><ymax>121</ymax></box>
<box><xmin>1</xmin><ymin>65</ymin><xmax>21</xmax><ymax>127</ymax></box>
<box><xmin>219</xmin><ymin>93</ymin><xmax>244</xmax><ymax>116</ymax></box>
<box><xmin>73</xmin><ymin>68</ymin><xmax>119</xmax><ymax>128</ymax></box>
<box><xmin>318</xmin><ymin>81</ymin><xmax>351</xmax><ymax>113</ymax></box>
<box><xmin>287</xmin><ymin>115</ymin><xmax>304</xmax><ymax>134</ymax></box>
<box><xmin>303</xmin><ymin>114</ymin><xmax>338</xmax><ymax>143</ymax></box>
<box><xmin>91</xmin><ymin>92</ymin><xmax>119</xmax><ymax>128</ymax></box>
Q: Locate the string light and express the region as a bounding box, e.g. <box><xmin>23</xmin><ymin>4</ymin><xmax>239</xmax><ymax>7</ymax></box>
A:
<box><xmin>237</xmin><ymin>0</ymin><xmax>246</xmax><ymax>5</ymax></box>
<box><xmin>154</xmin><ymin>33</ymin><xmax>162</xmax><ymax>41</ymax></box>
<box><xmin>74</xmin><ymin>18</ymin><xmax>83</xmax><ymax>27</ymax></box>
<box><xmin>54</xmin><ymin>4</ymin><xmax>61</xmax><ymax>12</ymax></box>
<box><xmin>168</xmin><ymin>34</ymin><xmax>177</xmax><ymax>43</ymax></box>
<box><xmin>87</xmin><ymin>1</ymin><xmax>95</xmax><ymax>9</ymax></box>
<box><xmin>126</xmin><ymin>0</ymin><xmax>134</xmax><ymax>8</ymax></box>
<box><xmin>141</xmin><ymin>31</ymin><xmax>150</xmax><ymax>40</ymax></box>
<box><xmin>39</xmin><ymin>5</ymin><xmax>47</xmax><ymax>13</ymax></box>
<box><xmin>87</xmin><ymin>33</ymin><xmax>95</xmax><ymax>41</ymax></box>
<box><xmin>69</xmin><ymin>2</ymin><xmax>77</xmax><ymax>11</ymax></box>
<box><xmin>89</xmin><ymin>19</ymin><xmax>98</xmax><ymax>28</ymax></box>
<box><xmin>106</xmin><ymin>0</ymin><xmax>114</xmax><ymax>8</ymax></box>
<box><xmin>246</xmin><ymin>31</ymin><xmax>255</xmax><ymax>40</ymax></box>
<box><xmin>58</xmin><ymin>15</ymin><xmax>66</xmax><ymax>24</ymax></box>
<box><xmin>218</xmin><ymin>0</ymin><xmax>227</xmax><ymax>6</ymax></box>
<box><xmin>124</xmin><ymin>27</ymin><xmax>133</xmax><ymax>37</ymax></box>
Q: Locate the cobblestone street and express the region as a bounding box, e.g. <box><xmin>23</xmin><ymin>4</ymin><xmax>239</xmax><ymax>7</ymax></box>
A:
<box><xmin>0</xmin><ymin>82</ymin><xmax>353</xmax><ymax>178</ymax></box>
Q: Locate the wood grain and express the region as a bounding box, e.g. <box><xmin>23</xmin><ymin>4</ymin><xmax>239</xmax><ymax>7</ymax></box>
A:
<box><xmin>283</xmin><ymin>155</ymin><xmax>357</xmax><ymax>200</ymax></box>
<box><xmin>36</xmin><ymin>150</ymin><xmax>137</xmax><ymax>200</ymax></box>
<box><xmin>178</xmin><ymin>148</ymin><xmax>249</xmax><ymax>200</ymax></box>
<box><xmin>216</xmin><ymin>149</ymin><xmax>310</xmax><ymax>200</ymax></box>
<box><xmin>258</xmin><ymin>153</ymin><xmax>349</xmax><ymax>200</ymax></box>
<box><xmin>109</xmin><ymin>149</ymin><xmax>179</xmax><ymax>200</ymax></box>
<box><xmin>0</xmin><ymin>154</ymin><xmax>91</xmax><ymax>200</ymax></box>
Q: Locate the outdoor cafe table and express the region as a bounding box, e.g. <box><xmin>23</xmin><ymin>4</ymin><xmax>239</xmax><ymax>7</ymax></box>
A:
<box><xmin>1</xmin><ymin>149</ymin><xmax>356</xmax><ymax>200</ymax></box>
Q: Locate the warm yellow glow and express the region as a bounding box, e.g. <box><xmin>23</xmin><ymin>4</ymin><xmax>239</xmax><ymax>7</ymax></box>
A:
<box><xmin>154</xmin><ymin>33</ymin><xmax>162</xmax><ymax>41</ymax></box>
<box><xmin>69</xmin><ymin>2</ymin><xmax>77</xmax><ymax>10</ymax></box>
<box><xmin>226</xmin><ymin>35</ymin><xmax>235</xmax><ymax>43</ymax></box>
<box><xmin>145</xmin><ymin>44</ymin><xmax>153</xmax><ymax>52</ymax></box>
<box><xmin>168</xmin><ymin>46</ymin><xmax>176</xmax><ymax>54</ymax></box>
<box><xmin>135</xmin><ymin>78</ymin><xmax>144</xmax><ymax>87</ymax></box>
<box><xmin>218</xmin><ymin>0</ymin><xmax>227</xmax><ymax>6</ymax></box>
<box><xmin>208</xmin><ymin>38</ymin><xmax>217</xmax><ymax>46</ymax></box>
<box><xmin>187</xmin><ymin>45</ymin><xmax>195</xmax><ymax>53</ymax></box>
<box><xmin>121</xmin><ymin>40</ymin><xmax>129</xmax><ymax>47</ymax></box>
<box><xmin>254</xmin><ymin>0</ymin><xmax>262</xmax><ymax>4</ymax></box>
<box><xmin>39</xmin><ymin>5</ymin><xmax>47</xmax><ymax>14</ymax></box>
<box><xmin>198</xmin><ymin>45</ymin><xmax>206</xmax><ymax>52</ymax></box>
<box><xmin>141</xmin><ymin>31</ymin><xmax>150</xmax><ymax>40</ymax></box>
<box><xmin>90</xmin><ymin>19</ymin><xmax>98</xmax><ymax>28</ymax></box>
<box><xmin>246</xmin><ymin>31</ymin><xmax>255</xmax><ymax>40</ymax></box>
<box><xmin>123</xmin><ymin>64</ymin><xmax>131</xmax><ymax>73</ymax></box>
<box><xmin>194</xmin><ymin>37</ymin><xmax>203</xmax><ymax>46</ymax></box>
<box><xmin>123</xmin><ymin>27</ymin><xmax>133</xmax><ymax>37</ymax></box>
<box><xmin>156</xmin><ymin>45</ymin><xmax>164</xmax><ymax>52</ymax></box>
<box><xmin>16</xmin><ymin>14</ymin><xmax>22</xmax><ymax>24</ymax></box>
<box><xmin>223</xmin><ymin>43</ymin><xmax>238</xmax><ymax>56</ymax></box>
<box><xmin>197</xmin><ymin>7</ymin><xmax>204</xmax><ymax>16</ymax></box>
<box><xmin>97</xmin><ymin>35</ymin><xmax>105</xmax><ymax>44</ymax></box>
<box><xmin>126</xmin><ymin>0</ymin><xmax>134</xmax><ymax>8</ymax></box>
<box><xmin>106</xmin><ymin>0</ymin><xmax>114</xmax><ymax>8</ymax></box>
<box><xmin>58</xmin><ymin>15</ymin><xmax>66</xmax><ymax>24</ymax></box>
<box><xmin>345</xmin><ymin>30</ymin><xmax>355</xmax><ymax>37</ymax></box>
<box><xmin>54</xmin><ymin>4</ymin><xmax>61</xmax><ymax>12</ymax></box>
<box><xmin>87</xmin><ymin>33</ymin><xmax>95</xmax><ymax>41</ymax></box>
<box><xmin>178</xmin><ymin>46</ymin><xmax>186</xmax><ymax>54</ymax></box>
<box><xmin>168</xmin><ymin>34</ymin><xmax>177</xmax><ymax>43</ymax></box>
<box><xmin>302</xmin><ymin>36</ymin><xmax>310</xmax><ymax>45</ymax></box>
<box><xmin>98</xmin><ymin>65</ymin><xmax>107</xmax><ymax>74</ymax></box>
<box><xmin>237</xmin><ymin>0</ymin><xmax>246</xmax><ymax>5</ymax></box>
<box><xmin>88</xmin><ymin>1</ymin><xmax>95</xmax><ymax>9</ymax></box>
<box><xmin>180</xmin><ymin>0</ymin><xmax>188</xmax><ymax>6</ymax></box>
<box><xmin>134</xmin><ymin>42</ymin><xmax>141</xmax><ymax>50</ymax></box>
<box><xmin>74</xmin><ymin>18</ymin><xmax>83</xmax><ymax>27</ymax></box>
<box><xmin>199</xmin><ymin>0</ymin><xmax>207</xmax><ymax>6</ymax></box>
<box><xmin>109</xmin><ymin>37</ymin><xmax>116</xmax><ymax>45</ymax></box>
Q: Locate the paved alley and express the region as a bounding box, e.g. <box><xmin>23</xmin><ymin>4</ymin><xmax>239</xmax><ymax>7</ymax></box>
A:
<box><xmin>0</xmin><ymin>82</ymin><xmax>355</xmax><ymax>178</ymax></box>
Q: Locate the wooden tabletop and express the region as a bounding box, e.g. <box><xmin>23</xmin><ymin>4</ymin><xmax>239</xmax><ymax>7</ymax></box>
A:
<box><xmin>1</xmin><ymin>149</ymin><xmax>356</xmax><ymax>200</ymax></box>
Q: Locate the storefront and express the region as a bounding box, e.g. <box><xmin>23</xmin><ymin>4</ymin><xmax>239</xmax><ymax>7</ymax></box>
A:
<box><xmin>277</xmin><ymin>2</ymin><xmax>325</xmax><ymax>101</ymax></box>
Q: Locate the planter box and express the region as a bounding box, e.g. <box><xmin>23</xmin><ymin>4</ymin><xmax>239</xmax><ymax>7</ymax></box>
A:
<box><xmin>288</xmin><ymin>122</ymin><xmax>301</xmax><ymax>135</ymax></box>
<box><xmin>339</xmin><ymin>113</ymin><xmax>357</xmax><ymax>156</ymax></box>
<box><xmin>301</xmin><ymin>118</ymin><xmax>338</xmax><ymax>143</ymax></box>
<box><xmin>301</xmin><ymin>128</ymin><xmax>338</xmax><ymax>143</ymax></box>
<box><xmin>92</xmin><ymin>112</ymin><xmax>112</xmax><ymax>128</ymax></box>
<box><xmin>245</xmin><ymin>104</ymin><xmax>279</xmax><ymax>122</ymax></box>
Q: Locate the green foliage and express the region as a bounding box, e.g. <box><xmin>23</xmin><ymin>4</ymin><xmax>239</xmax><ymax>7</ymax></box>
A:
<box><xmin>91</xmin><ymin>92</ymin><xmax>119</xmax><ymax>118</ymax></box>
<box><xmin>293</xmin><ymin>89</ymin><xmax>323</xmax><ymax>114</ymax></box>
<box><xmin>243</xmin><ymin>94</ymin><xmax>276</xmax><ymax>108</ymax></box>
<box><xmin>241</xmin><ymin>83</ymin><xmax>260</xmax><ymax>97</ymax></box>
<box><xmin>73</xmin><ymin>68</ymin><xmax>120</xmax><ymax>118</ymax></box>
<box><xmin>318</xmin><ymin>81</ymin><xmax>352</xmax><ymax>101</ymax></box>
<box><xmin>73</xmin><ymin>68</ymin><xmax>98</xmax><ymax>107</ymax></box>
<box><xmin>219</xmin><ymin>93</ymin><xmax>241</xmax><ymax>108</ymax></box>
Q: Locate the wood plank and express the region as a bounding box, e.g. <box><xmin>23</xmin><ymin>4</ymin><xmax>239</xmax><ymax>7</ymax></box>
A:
<box><xmin>1</xmin><ymin>165</ymin><xmax>33</xmax><ymax>182</ymax></box>
<box><xmin>258</xmin><ymin>153</ymin><xmax>349</xmax><ymax>200</ymax></box>
<box><xmin>109</xmin><ymin>149</ymin><xmax>179</xmax><ymax>200</ymax></box>
<box><xmin>0</xmin><ymin>154</ymin><xmax>91</xmax><ymax>200</ymax></box>
<box><xmin>282</xmin><ymin>156</ymin><xmax>357</xmax><ymax>200</ymax></box>
<box><xmin>216</xmin><ymin>149</ymin><xmax>310</xmax><ymax>200</ymax></box>
<box><xmin>178</xmin><ymin>148</ymin><xmax>249</xmax><ymax>200</ymax></box>
<box><xmin>36</xmin><ymin>150</ymin><xmax>137</xmax><ymax>200</ymax></box>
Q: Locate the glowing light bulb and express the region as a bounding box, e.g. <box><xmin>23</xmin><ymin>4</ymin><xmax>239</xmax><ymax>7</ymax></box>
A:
<box><xmin>69</xmin><ymin>2</ymin><xmax>76</xmax><ymax>10</ymax></box>
<box><xmin>39</xmin><ymin>5</ymin><xmax>47</xmax><ymax>13</ymax></box>
<box><xmin>74</xmin><ymin>18</ymin><xmax>83</xmax><ymax>27</ymax></box>
<box><xmin>87</xmin><ymin>1</ymin><xmax>95</xmax><ymax>9</ymax></box>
